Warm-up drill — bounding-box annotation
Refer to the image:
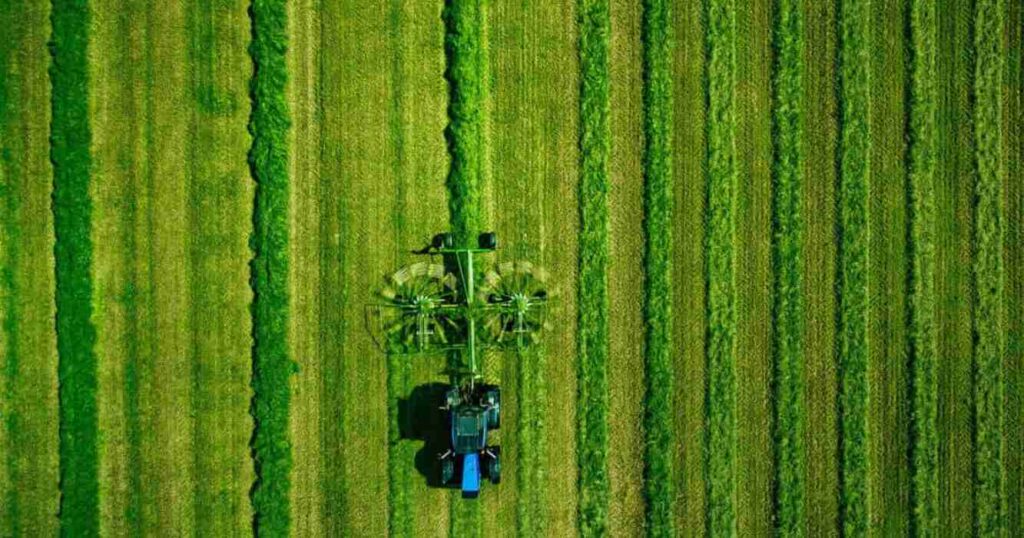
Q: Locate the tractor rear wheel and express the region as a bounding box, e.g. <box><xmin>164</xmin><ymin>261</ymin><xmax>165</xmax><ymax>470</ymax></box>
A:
<box><xmin>484</xmin><ymin>387</ymin><xmax>500</xmax><ymax>429</ymax></box>
<box><xmin>442</xmin><ymin>458</ymin><xmax>455</xmax><ymax>485</ymax></box>
<box><xmin>487</xmin><ymin>448</ymin><xmax>501</xmax><ymax>484</ymax></box>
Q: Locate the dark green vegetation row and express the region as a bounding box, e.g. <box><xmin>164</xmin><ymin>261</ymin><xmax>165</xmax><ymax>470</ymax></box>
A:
<box><xmin>49</xmin><ymin>0</ymin><xmax>99</xmax><ymax>536</ymax></box>
<box><xmin>639</xmin><ymin>0</ymin><xmax>674</xmax><ymax>536</ymax></box>
<box><xmin>908</xmin><ymin>0</ymin><xmax>938</xmax><ymax>533</ymax></box>
<box><xmin>704</xmin><ymin>0</ymin><xmax>737</xmax><ymax>534</ymax></box>
<box><xmin>770</xmin><ymin>0</ymin><xmax>805</xmax><ymax>534</ymax></box>
<box><xmin>248</xmin><ymin>0</ymin><xmax>292</xmax><ymax>535</ymax></box>
<box><xmin>576</xmin><ymin>0</ymin><xmax>611</xmax><ymax>535</ymax></box>
<box><xmin>837</xmin><ymin>0</ymin><xmax>870</xmax><ymax>534</ymax></box>
<box><xmin>972</xmin><ymin>0</ymin><xmax>1005</xmax><ymax>534</ymax></box>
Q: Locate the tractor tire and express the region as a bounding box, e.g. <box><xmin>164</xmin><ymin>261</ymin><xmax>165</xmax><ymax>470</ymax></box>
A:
<box><xmin>484</xmin><ymin>387</ymin><xmax>500</xmax><ymax>429</ymax></box>
<box><xmin>487</xmin><ymin>448</ymin><xmax>501</xmax><ymax>484</ymax></box>
<box><xmin>444</xmin><ymin>388</ymin><xmax>459</xmax><ymax>409</ymax></box>
<box><xmin>432</xmin><ymin>233</ymin><xmax>455</xmax><ymax>249</ymax></box>
<box><xmin>442</xmin><ymin>458</ymin><xmax>455</xmax><ymax>485</ymax></box>
<box><xmin>478</xmin><ymin>232</ymin><xmax>497</xmax><ymax>250</ymax></box>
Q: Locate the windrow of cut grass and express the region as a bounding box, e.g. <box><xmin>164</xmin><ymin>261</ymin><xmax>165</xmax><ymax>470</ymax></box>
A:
<box><xmin>639</xmin><ymin>0</ymin><xmax>674</xmax><ymax>535</ymax></box>
<box><xmin>908</xmin><ymin>0</ymin><xmax>939</xmax><ymax>533</ymax></box>
<box><xmin>972</xmin><ymin>0</ymin><xmax>1005</xmax><ymax>534</ymax></box>
<box><xmin>443</xmin><ymin>0</ymin><xmax>487</xmax><ymax>246</ymax></box>
<box><xmin>769</xmin><ymin>0</ymin><xmax>805</xmax><ymax>533</ymax></box>
<box><xmin>50</xmin><ymin>0</ymin><xmax>100</xmax><ymax>535</ymax></box>
<box><xmin>248</xmin><ymin>0</ymin><xmax>293</xmax><ymax>535</ymax></box>
<box><xmin>577</xmin><ymin>0</ymin><xmax>612</xmax><ymax>535</ymax></box>
<box><xmin>705</xmin><ymin>0</ymin><xmax>737</xmax><ymax>535</ymax></box>
<box><xmin>836</xmin><ymin>0</ymin><xmax>870</xmax><ymax>534</ymax></box>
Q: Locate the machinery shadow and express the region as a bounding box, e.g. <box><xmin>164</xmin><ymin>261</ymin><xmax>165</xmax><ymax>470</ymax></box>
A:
<box><xmin>398</xmin><ymin>382</ymin><xmax>452</xmax><ymax>488</ymax></box>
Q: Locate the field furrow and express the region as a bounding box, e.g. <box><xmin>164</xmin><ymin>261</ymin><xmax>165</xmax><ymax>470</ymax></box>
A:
<box><xmin>0</xmin><ymin>1</ymin><xmax>59</xmax><ymax>534</ymax></box>
<box><xmin>936</xmin><ymin>0</ymin><xmax>976</xmax><ymax>531</ymax></box>
<box><xmin>705</xmin><ymin>0</ymin><xmax>738</xmax><ymax>534</ymax></box>
<box><xmin>733</xmin><ymin>0</ymin><xmax>774</xmax><ymax>533</ymax></box>
<box><xmin>908</xmin><ymin>0</ymin><xmax>939</xmax><ymax>533</ymax></box>
<box><xmin>836</xmin><ymin>0</ymin><xmax>870</xmax><ymax>533</ymax></box>
<box><xmin>639</xmin><ymin>0</ymin><xmax>675</xmax><ymax>535</ymax></box>
<box><xmin>52</xmin><ymin>0</ymin><xmax>100</xmax><ymax>534</ymax></box>
<box><xmin>800</xmin><ymin>0</ymin><xmax>840</xmax><ymax>534</ymax></box>
<box><xmin>867</xmin><ymin>0</ymin><xmax>912</xmax><ymax>534</ymax></box>
<box><xmin>671</xmin><ymin>0</ymin><xmax>707</xmax><ymax>534</ymax></box>
<box><xmin>972</xmin><ymin>0</ymin><xmax>1005</xmax><ymax>533</ymax></box>
<box><xmin>607</xmin><ymin>0</ymin><xmax>645</xmax><ymax>535</ymax></box>
<box><xmin>770</xmin><ymin>0</ymin><xmax>806</xmax><ymax>533</ymax></box>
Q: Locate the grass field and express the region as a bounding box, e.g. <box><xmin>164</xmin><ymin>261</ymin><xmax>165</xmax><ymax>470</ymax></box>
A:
<box><xmin>1</xmin><ymin>0</ymin><xmax>1022</xmax><ymax>536</ymax></box>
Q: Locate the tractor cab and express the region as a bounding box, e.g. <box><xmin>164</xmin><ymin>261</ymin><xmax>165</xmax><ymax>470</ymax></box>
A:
<box><xmin>440</xmin><ymin>384</ymin><xmax>501</xmax><ymax>498</ymax></box>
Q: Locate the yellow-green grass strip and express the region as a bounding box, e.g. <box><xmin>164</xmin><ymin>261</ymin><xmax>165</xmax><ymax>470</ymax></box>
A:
<box><xmin>908</xmin><ymin>0</ymin><xmax>938</xmax><ymax>533</ymax></box>
<box><xmin>248</xmin><ymin>0</ymin><xmax>293</xmax><ymax>534</ymax></box>
<box><xmin>639</xmin><ymin>0</ymin><xmax>674</xmax><ymax>535</ymax></box>
<box><xmin>972</xmin><ymin>0</ymin><xmax>1005</xmax><ymax>534</ymax></box>
<box><xmin>704</xmin><ymin>0</ymin><xmax>737</xmax><ymax>534</ymax></box>
<box><xmin>50</xmin><ymin>0</ymin><xmax>100</xmax><ymax>534</ymax></box>
<box><xmin>836</xmin><ymin>0</ymin><xmax>870</xmax><ymax>533</ymax></box>
<box><xmin>770</xmin><ymin>0</ymin><xmax>805</xmax><ymax>532</ymax></box>
<box><xmin>577</xmin><ymin>0</ymin><xmax>611</xmax><ymax>535</ymax></box>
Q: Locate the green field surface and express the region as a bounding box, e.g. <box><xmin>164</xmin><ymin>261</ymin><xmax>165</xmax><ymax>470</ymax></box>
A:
<box><xmin>1</xmin><ymin>0</ymin><xmax>1021</xmax><ymax>536</ymax></box>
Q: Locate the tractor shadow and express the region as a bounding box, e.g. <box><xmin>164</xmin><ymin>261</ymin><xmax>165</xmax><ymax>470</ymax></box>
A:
<box><xmin>398</xmin><ymin>382</ymin><xmax>452</xmax><ymax>488</ymax></box>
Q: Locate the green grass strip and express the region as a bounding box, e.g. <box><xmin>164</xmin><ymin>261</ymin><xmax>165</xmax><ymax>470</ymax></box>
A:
<box><xmin>769</xmin><ymin>0</ymin><xmax>805</xmax><ymax>533</ymax></box>
<box><xmin>577</xmin><ymin>0</ymin><xmax>611</xmax><ymax>535</ymax></box>
<box><xmin>908</xmin><ymin>0</ymin><xmax>939</xmax><ymax>534</ymax></box>
<box><xmin>972</xmin><ymin>0</ymin><xmax>1005</xmax><ymax>534</ymax></box>
<box><xmin>704</xmin><ymin>0</ymin><xmax>736</xmax><ymax>535</ymax></box>
<box><xmin>836</xmin><ymin>0</ymin><xmax>870</xmax><ymax>534</ymax></box>
<box><xmin>640</xmin><ymin>0</ymin><xmax>675</xmax><ymax>536</ymax></box>
<box><xmin>248</xmin><ymin>0</ymin><xmax>292</xmax><ymax>535</ymax></box>
<box><xmin>50</xmin><ymin>0</ymin><xmax>99</xmax><ymax>535</ymax></box>
<box><xmin>443</xmin><ymin>0</ymin><xmax>486</xmax><ymax>247</ymax></box>
<box><xmin>386</xmin><ymin>353</ymin><xmax>412</xmax><ymax>537</ymax></box>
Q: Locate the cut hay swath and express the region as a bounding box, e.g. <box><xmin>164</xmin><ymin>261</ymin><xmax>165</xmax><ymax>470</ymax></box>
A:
<box><xmin>770</xmin><ymin>0</ymin><xmax>805</xmax><ymax>533</ymax></box>
<box><xmin>50</xmin><ymin>0</ymin><xmax>99</xmax><ymax>535</ymax></box>
<box><xmin>640</xmin><ymin>0</ymin><xmax>675</xmax><ymax>535</ymax></box>
<box><xmin>705</xmin><ymin>0</ymin><xmax>737</xmax><ymax>534</ymax></box>
<box><xmin>908</xmin><ymin>0</ymin><xmax>939</xmax><ymax>533</ymax></box>
<box><xmin>248</xmin><ymin>0</ymin><xmax>293</xmax><ymax>534</ymax></box>
<box><xmin>972</xmin><ymin>0</ymin><xmax>1005</xmax><ymax>534</ymax></box>
<box><xmin>577</xmin><ymin>0</ymin><xmax>612</xmax><ymax>535</ymax></box>
<box><xmin>837</xmin><ymin>0</ymin><xmax>870</xmax><ymax>534</ymax></box>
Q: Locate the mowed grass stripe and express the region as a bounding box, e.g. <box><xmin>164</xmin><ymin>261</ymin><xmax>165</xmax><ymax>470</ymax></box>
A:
<box><xmin>186</xmin><ymin>0</ymin><xmax>254</xmax><ymax>533</ymax></box>
<box><xmin>705</xmin><ymin>0</ymin><xmax>738</xmax><ymax>535</ymax></box>
<box><xmin>733</xmin><ymin>0</ymin><xmax>773</xmax><ymax>533</ymax></box>
<box><xmin>1003</xmin><ymin>2</ymin><xmax>1023</xmax><ymax>533</ymax></box>
<box><xmin>1</xmin><ymin>1</ymin><xmax>59</xmax><ymax>533</ymax></box>
<box><xmin>908</xmin><ymin>0</ymin><xmax>939</xmax><ymax>533</ymax></box>
<box><xmin>286</xmin><ymin>0</ymin><xmax>326</xmax><ymax>533</ymax></box>
<box><xmin>867</xmin><ymin>0</ymin><xmax>911</xmax><ymax>534</ymax></box>
<box><xmin>577</xmin><ymin>0</ymin><xmax>611</xmax><ymax>535</ymax></box>
<box><xmin>670</xmin><ymin>0</ymin><xmax>707</xmax><ymax>532</ymax></box>
<box><xmin>639</xmin><ymin>0</ymin><xmax>674</xmax><ymax>535</ymax></box>
<box><xmin>800</xmin><ymin>0</ymin><xmax>840</xmax><ymax>533</ymax></box>
<box><xmin>972</xmin><ymin>0</ymin><xmax>1005</xmax><ymax>533</ymax></box>
<box><xmin>51</xmin><ymin>0</ymin><xmax>100</xmax><ymax>534</ymax></box>
<box><xmin>935</xmin><ymin>0</ymin><xmax>975</xmax><ymax>532</ymax></box>
<box><xmin>607</xmin><ymin>0</ymin><xmax>645</xmax><ymax>535</ymax></box>
<box><xmin>770</xmin><ymin>0</ymin><xmax>805</xmax><ymax>533</ymax></box>
<box><xmin>249</xmin><ymin>0</ymin><xmax>293</xmax><ymax>534</ymax></box>
<box><xmin>836</xmin><ymin>0</ymin><xmax>870</xmax><ymax>533</ymax></box>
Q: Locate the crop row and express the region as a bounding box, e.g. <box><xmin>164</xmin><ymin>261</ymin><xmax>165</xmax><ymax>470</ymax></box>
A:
<box><xmin>50</xmin><ymin>1</ymin><xmax>99</xmax><ymax>536</ymax></box>
<box><xmin>443</xmin><ymin>0</ymin><xmax>486</xmax><ymax>246</ymax></box>
<box><xmin>248</xmin><ymin>0</ymin><xmax>293</xmax><ymax>535</ymax></box>
<box><xmin>769</xmin><ymin>0</ymin><xmax>805</xmax><ymax>534</ymax></box>
<box><xmin>837</xmin><ymin>0</ymin><xmax>870</xmax><ymax>534</ymax></box>
<box><xmin>576</xmin><ymin>0</ymin><xmax>611</xmax><ymax>535</ymax></box>
<box><xmin>908</xmin><ymin>0</ymin><xmax>939</xmax><ymax>534</ymax></box>
<box><xmin>517</xmin><ymin>347</ymin><xmax>548</xmax><ymax>536</ymax></box>
<box><xmin>386</xmin><ymin>354</ymin><xmax>413</xmax><ymax>537</ymax></box>
<box><xmin>972</xmin><ymin>0</ymin><xmax>1005</xmax><ymax>534</ymax></box>
<box><xmin>639</xmin><ymin>0</ymin><xmax>675</xmax><ymax>536</ymax></box>
<box><xmin>705</xmin><ymin>0</ymin><xmax>737</xmax><ymax>535</ymax></box>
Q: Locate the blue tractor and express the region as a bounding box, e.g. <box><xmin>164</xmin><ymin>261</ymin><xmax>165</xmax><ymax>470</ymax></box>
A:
<box><xmin>439</xmin><ymin>383</ymin><xmax>501</xmax><ymax>497</ymax></box>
